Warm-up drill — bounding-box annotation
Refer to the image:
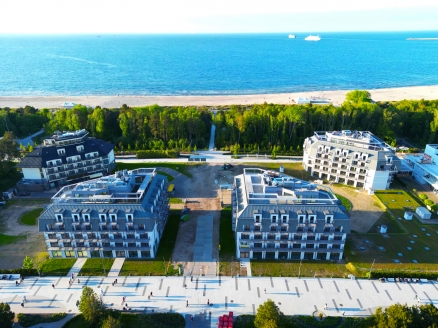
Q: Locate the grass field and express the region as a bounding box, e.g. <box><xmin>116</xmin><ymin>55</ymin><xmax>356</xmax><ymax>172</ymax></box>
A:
<box><xmin>341</xmin><ymin>189</ymin><xmax>438</xmax><ymax>277</ymax></box>
<box><xmin>335</xmin><ymin>194</ymin><xmax>352</xmax><ymax>211</ymax></box>
<box><xmin>169</xmin><ymin>198</ymin><xmax>183</xmax><ymax>204</ymax></box>
<box><xmin>218</xmin><ymin>206</ymin><xmax>240</xmax><ymax>276</ymax></box>
<box><xmin>0</xmin><ymin>233</ymin><xmax>26</xmax><ymax>246</ymax></box>
<box><xmin>114</xmin><ymin>162</ymin><xmax>193</xmax><ymax>178</ymax></box>
<box><xmin>250</xmin><ymin>261</ymin><xmax>351</xmax><ymax>278</ymax></box>
<box><xmin>120</xmin><ymin>211</ymin><xmax>181</xmax><ymax>276</ymax></box>
<box><xmin>40</xmin><ymin>258</ymin><xmax>76</xmax><ymax>276</ymax></box>
<box><xmin>78</xmin><ymin>258</ymin><xmax>115</xmax><ymax>276</ymax></box>
<box><xmin>19</xmin><ymin>208</ymin><xmax>44</xmax><ymax>225</ymax></box>
<box><xmin>156</xmin><ymin>170</ymin><xmax>174</xmax><ymax>182</ymax></box>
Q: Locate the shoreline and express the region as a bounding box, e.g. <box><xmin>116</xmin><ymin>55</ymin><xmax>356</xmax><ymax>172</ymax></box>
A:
<box><xmin>1</xmin><ymin>85</ymin><xmax>438</xmax><ymax>108</ymax></box>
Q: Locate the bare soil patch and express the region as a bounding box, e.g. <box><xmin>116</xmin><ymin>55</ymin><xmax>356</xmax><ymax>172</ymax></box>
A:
<box><xmin>0</xmin><ymin>200</ymin><xmax>48</xmax><ymax>269</ymax></box>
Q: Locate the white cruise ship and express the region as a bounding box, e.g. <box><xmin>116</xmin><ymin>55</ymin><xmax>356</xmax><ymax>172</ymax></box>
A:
<box><xmin>305</xmin><ymin>35</ymin><xmax>321</xmax><ymax>41</ymax></box>
<box><xmin>288</xmin><ymin>34</ymin><xmax>296</xmax><ymax>39</ymax></box>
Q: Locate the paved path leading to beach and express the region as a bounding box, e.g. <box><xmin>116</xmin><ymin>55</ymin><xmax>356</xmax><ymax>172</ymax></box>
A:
<box><xmin>2</xmin><ymin>276</ymin><xmax>437</xmax><ymax>327</ymax></box>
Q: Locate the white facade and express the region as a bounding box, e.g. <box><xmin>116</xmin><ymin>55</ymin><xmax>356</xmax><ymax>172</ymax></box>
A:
<box><xmin>403</xmin><ymin>145</ymin><xmax>438</xmax><ymax>192</ymax></box>
<box><xmin>303</xmin><ymin>131</ymin><xmax>402</xmax><ymax>191</ymax></box>
<box><xmin>416</xmin><ymin>207</ymin><xmax>431</xmax><ymax>220</ymax></box>
<box><xmin>21</xmin><ymin>168</ymin><xmax>43</xmax><ymax>180</ymax></box>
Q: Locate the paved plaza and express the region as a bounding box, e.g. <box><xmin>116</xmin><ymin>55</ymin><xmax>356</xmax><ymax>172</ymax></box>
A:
<box><xmin>1</xmin><ymin>275</ymin><xmax>438</xmax><ymax>327</ymax></box>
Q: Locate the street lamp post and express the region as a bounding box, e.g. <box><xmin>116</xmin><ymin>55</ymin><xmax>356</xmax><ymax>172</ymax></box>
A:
<box><xmin>298</xmin><ymin>258</ymin><xmax>303</xmax><ymax>279</ymax></box>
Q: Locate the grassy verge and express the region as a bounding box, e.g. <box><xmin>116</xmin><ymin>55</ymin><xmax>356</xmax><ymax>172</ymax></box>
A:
<box><xmin>335</xmin><ymin>194</ymin><xmax>352</xmax><ymax>211</ymax></box>
<box><xmin>78</xmin><ymin>258</ymin><xmax>115</xmax><ymax>276</ymax></box>
<box><xmin>114</xmin><ymin>162</ymin><xmax>192</xmax><ymax>178</ymax></box>
<box><xmin>169</xmin><ymin>198</ymin><xmax>183</xmax><ymax>204</ymax></box>
<box><xmin>156</xmin><ymin>170</ymin><xmax>174</xmax><ymax>182</ymax></box>
<box><xmin>40</xmin><ymin>258</ymin><xmax>76</xmax><ymax>276</ymax></box>
<box><xmin>250</xmin><ymin>261</ymin><xmax>351</xmax><ymax>278</ymax></box>
<box><xmin>120</xmin><ymin>211</ymin><xmax>181</xmax><ymax>276</ymax></box>
<box><xmin>218</xmin><ymin>206</ymin><xmax>239</xmax><ymax>276</ymax></box>
<box><xmin>19</xmin><ymin>208</ymin><xmax>44</xmax><ymax>225</ymax></box>
<box><xmin>0</xmin><ymin>233</ymin><xmax>26</xmax><ymax>246</ymax></box>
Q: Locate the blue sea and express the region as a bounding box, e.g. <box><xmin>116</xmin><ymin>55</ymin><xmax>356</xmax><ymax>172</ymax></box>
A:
<box><xmin>0</xmin><ymin>32</ymin><xmax>438</xmax><ymax>96</ymax></box>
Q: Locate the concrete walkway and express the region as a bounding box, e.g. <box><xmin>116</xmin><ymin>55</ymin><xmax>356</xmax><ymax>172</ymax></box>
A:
<box><xmin>67</xmin><ymin>258</ymin><xmax>87</xmax><ymax>277</ymax></box>
<box><xmin>240</xmin><ymin>259</ymin><xmax>252</xmax><ymax>277</ymax></box>
<box><xmin>107</xmin><ymin>258</ymin><xmax>125</xmax><ymax>277</ymax></box>
<box><xmin>2</xmin><ymin>275</ymin><xmax>438</xmax><ymax>328</ymax></box>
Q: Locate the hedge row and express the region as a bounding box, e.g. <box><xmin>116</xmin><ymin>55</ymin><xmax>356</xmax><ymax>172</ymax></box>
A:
<box><xmin>0</xmin><ymin>268</ymin><xmax>38</xmax><ymax>276</ymax></box>
<box><xmin>136</xmin><ymin>150</ymin><xmax>179</xmax><ymax>159</ymax></box>
<box><xmin>18</xmin><ymin>313</ymin><xmax>66</xmax><ymax>327</ymax></box>
<box><xmin>370</xmin><ymin>270</ymin><xmax>438</xmax><ymax>280</ymax></box>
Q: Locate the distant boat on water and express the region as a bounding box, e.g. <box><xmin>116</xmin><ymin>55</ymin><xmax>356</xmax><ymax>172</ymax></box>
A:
<box><xmin>305</xmin><ymin>35</ymin><xmax>321</xmax><ymax>41</ymax></box>
<box><xmin>406</xmin><ymin>37</ymin><xmax>438</xmax><ymax>41</ymax></box>
<box><xmin>288</xmin><ymin>34</ymin><xmax>296</xmax><ymax>39</ymax></box>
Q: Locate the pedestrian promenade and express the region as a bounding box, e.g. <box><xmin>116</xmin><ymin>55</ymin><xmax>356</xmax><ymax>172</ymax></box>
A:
<box><xmin>107</xmin><ymin>258</ymin><xmax>125</xmax><ymax>277</ymax></box>
<box><xmin>1</xmin><ymin>276</ymin><xmax>437</xmax><ymax>328</ymax></box>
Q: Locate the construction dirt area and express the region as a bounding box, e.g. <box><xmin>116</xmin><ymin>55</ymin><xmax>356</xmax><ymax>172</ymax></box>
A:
<box><xmin>0</xmin><ymin>200</ymin><xmax>47</xmax><ymax>270</ymax></box>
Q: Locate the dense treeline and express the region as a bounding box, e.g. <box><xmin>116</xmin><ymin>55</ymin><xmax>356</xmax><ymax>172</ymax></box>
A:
<box><xmin>214</xmin><ymin>98</ymin><xmax>438</xmax><ymax>152</ymax></box>
<box><xmin>2</xmin><ymin>94</ymin><xmax>438</xmax><ymax>154</ymax></box>
<box><xmin>0</xmin><ymin>104</ymin><xmax>212</xmax><ymax>151</ymax></box>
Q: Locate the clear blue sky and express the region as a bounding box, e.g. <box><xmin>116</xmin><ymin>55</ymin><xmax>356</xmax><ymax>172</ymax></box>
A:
<box><xmin>1</xmin><ymin>0</ymin><xmax>437</xmax><ymax>34</ymax></box>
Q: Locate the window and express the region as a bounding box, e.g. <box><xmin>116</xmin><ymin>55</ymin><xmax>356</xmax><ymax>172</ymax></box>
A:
<box><xmin>298</xmin><ymin>216</ymin><xmax>305</xmax><ymax>224</ymax></box>
<box><xmin>271</xmin><ymin>215</ymin><xmax>277</xmax><ymax>223</ymax></box>
<box><xmin>99</xmin><ymin>214</ymin><xmax>107</xmax><ymax>222</ymax></box>
<box><xmin>82</xmin><ymin>214</ymin><xmax>90</xmax><ymax>222</ymax></box>
<box><xmin>55</xmin><ymin>214</ymin><xmax>63</xmax><ymax>222</ymax></box>
<box><xmin>325</xmin><ymin>216</ymin><xmax>333</xmax><ymax>224</ymax></box>
<box><xmin>57</xmin><ymin>149</ymin><xmax>66</xmax><ymax>156</ymax></box>
<box><xmin>282</xmin><ymin>215</ymin><xmax>288</xmax><ymax>223</ymax></box>
<box><xmin>254</xmin><ymin>215</ymin><xmax>261</xmax><ymax>223</ymax></box>
<box><xmin>52</xmin><ymin>251</ymin><xmax>62</xmax><ymax>258</ymax></box>
<box><xmin>110</xmin><ymin>214</ymin><xmax>117</xmax><ymax>222</ymax></box>
<box><xmin>308</xmin><ymin>216</ymin><xmax>316</xmax><ymax>224</ymax></box>
<box><xmin>126</xmin><ymin>214</ymin><xmax>134</xmax><ymax>222</ymax></box>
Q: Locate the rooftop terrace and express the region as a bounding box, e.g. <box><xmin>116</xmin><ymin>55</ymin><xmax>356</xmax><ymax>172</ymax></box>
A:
<box><xmin>51</xmin><ymin>168</ymin><xmax>156</xmax><ymax>204</ymax></box>
<box><xmin>234</xmin><ymin>168</ymin><xmax>338</xmax><ymax>206</ymax></box>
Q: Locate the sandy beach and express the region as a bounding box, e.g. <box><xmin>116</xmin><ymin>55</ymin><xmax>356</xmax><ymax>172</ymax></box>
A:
<box><xmin>1</xmin><ymin>85</ymin><xmax>438</xmax><ymax>108</ymax></box>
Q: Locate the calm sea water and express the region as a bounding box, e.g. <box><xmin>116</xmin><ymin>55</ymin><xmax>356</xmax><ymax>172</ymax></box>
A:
<box><xmin>0</xmin><ymin>32</ymin><xmax>438</xmax><ymax>96</ymax></box>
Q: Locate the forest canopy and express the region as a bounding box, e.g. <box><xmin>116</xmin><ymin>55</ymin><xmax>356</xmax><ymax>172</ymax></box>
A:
<box><xmin>1</xmin><ymin>93</ymin><xmax>438</xmax><ymax>154</ymax></box>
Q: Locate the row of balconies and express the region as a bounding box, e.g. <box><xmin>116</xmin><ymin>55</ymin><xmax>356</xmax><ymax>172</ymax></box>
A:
<box><xmin>47</xmin><ymin>233</ymin><xmax>150</xmax><ymax>241</ymax></box>
<box><xmin>240</xmin><ymin>243</ymin><xmax>344</xmax><ymax>250</ymax></box>
<box><xmin>240</xmin><ymin>235</ymin><xmax>344</xmax><ymax>242</ymax></box>
<box><xmin>49</xmin><ymin>241</ymin><xmax>149</xmax><ymax>248</ymax></box>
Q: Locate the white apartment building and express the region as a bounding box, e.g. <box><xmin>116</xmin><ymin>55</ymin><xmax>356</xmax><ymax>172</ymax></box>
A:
<box><xmin>303</xmin><ymin>130</ymin><xmax>403</xmax><ymax>191</ymax></box>
<box><xmin>232</xmin><ymin>168</ymin><xmax>350</xmax><ymax>261</ymax></box>
<box><xmin>403</xmin><ymin>144</ymin><xmax>438</xmax><ymax>193</ymax></box>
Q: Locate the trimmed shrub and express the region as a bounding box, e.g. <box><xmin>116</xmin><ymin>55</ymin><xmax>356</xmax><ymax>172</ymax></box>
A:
<box><xmin>136</xmin><ymin>150</ymin><xmax>179</xmax><ymax>159</ymax></box>
<box><xmin>18</xmin><ymin>313</ymin><xmax>66</xmax><ymax>327</ymax></box>
<box><xmin>418</xmin><ymin>193</ymin><xmax>428</xmax><ymax>200</ymax></box>
<box><xmin>370</xmin><ymin>270</ymin><xmax>438</xmax><ymax>280</ymax></box>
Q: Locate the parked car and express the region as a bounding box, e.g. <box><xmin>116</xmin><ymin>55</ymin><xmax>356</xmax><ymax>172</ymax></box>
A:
<box><xmin>181</xmin><ymin>207</ymin><xmax>191</xmax><ymax>215</ymax></box>
<box><xmin>18</xmin><ymin>192</ymin><xmax>31</xmax><ymax>196</ymax></box>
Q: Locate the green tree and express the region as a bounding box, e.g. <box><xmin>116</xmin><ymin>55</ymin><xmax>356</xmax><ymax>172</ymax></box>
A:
<box><xmin>344</xmin><ymin>90</ymin><xmax>372</xmax><ymax>105</ymax></box>
<box><xmin>101</xmin><ymin>315</ymin><xmax>122</xmax><ymax>328</ymax></box>
<box><xmin>0</xmin><ymin>302</ymin><xmax>14</xmax><ymax>328</ymax></box>
<box><xmin>22</xmin><ymin>256</ymin><xmax>34</xmax><ymax>270</ymax></box>
<box><xmin>254</xmin><ymin>299</ymin><xmax>282</xmax><ymax>328</ymax></box>
<box><xmin>33</xmin><ymin>252</ymin><xmax>49</xmax><ymax>275</ymax></box>
<box><xmin>78</xmin><ymin>286</ymin><xmax>106</xmax><ymax>326</ymax></box>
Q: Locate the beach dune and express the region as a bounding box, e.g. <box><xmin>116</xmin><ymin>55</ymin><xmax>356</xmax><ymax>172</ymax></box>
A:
<box><xmin>1</xmin><ymin>85</ymin><xmax>438</xmax><ymax>108</ymax></box>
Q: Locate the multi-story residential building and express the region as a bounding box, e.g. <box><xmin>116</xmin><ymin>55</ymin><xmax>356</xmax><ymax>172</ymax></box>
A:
<box><xmin>38</xmin><ymin>168</ymin><xmax>169</xmax><ymax>259</ymax></box>
<box><xmin>232</xmin><ymin>168</ymin><xmax>350</xmax><ymax>260</ymax></box>
<box><xmin>403</xmin><ymin>144</ymin><xmax>438</xmax><ymax>193</ymax></box>
<box><xmin>16</xmin><ymin>129</ymin><xmax>115</xmax><ymax>191</ymax></box>
<box><xmin>303</xmin><ymin>130</ymin><xmax>405</xmax><ymax>191</ymax></box>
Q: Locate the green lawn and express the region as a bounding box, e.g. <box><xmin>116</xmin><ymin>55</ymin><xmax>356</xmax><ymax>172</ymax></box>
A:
<box><xmin>19</xmin><ymin>208</ymin><xmax>44</xmax><ymax>225</ymax></box>
<box><xmin>250</xmin><ymin>261</ymin><xmax>351</xmax><ymax>278</ymax></box>
<box><xmin>40</xmin><ymin>258</ymin><xmax>76</xmax><ymax>276</ymax></box>
<box><xmin>335</xmin><ymin>194</ymin><xmax>352</xmax><ymax>211</ymax></box>
<box><xmin>219</xmin><ymin>206</ymin><xmax>239</xmax><ymax>276</ymax></box>
<box><xmin>120</xmin><ymin>211</ymin><xmax>181</xmax><ymax>276</ymax></box>
<box><xmin>78</xmin><ymin>258</ymin><xmax>115</xmax><ymax>276</ymax></box>
<box><xmin>169</xmin><ymin>198</ymin><xmax>183</xmax><ymax>204</ymax></box>
<box><xmin>156</xmin><ymin>170</ymin><xmax>174</xmax><ymax>182</ymax></box>
<box><xmin>0</xmin><ymin>233</ymin><xmax>26</xmax><ymax>246</ymax></box>
<box><xmin>114</xmin><ymin>162</ymin><xmax>192</xmax><ymax>178</ymax></box>
<box><xmin>342</xmin><ymin>189</ymin><xmax>438</xmax><ymax>277</ymax></box>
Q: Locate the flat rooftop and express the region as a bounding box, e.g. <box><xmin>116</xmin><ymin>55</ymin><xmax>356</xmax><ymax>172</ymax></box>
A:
<box><xmin>51</xmin><ymin>168</ymin><xmax>156</xmax><ymax>204</ymax></box>
<box><xmin>312</xmin><ymin>130</ymin><xmax>394</xmax><ymax>152</ymax></box>
<box><xmin>44</xmin><ymin>129</ymin><xmax>88</xmax><ymax>146</ymax></box>
<box><xmin>235</xmin><ymin>168</ymin><xmax>338</xmax><ymax>205</ymax></box>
